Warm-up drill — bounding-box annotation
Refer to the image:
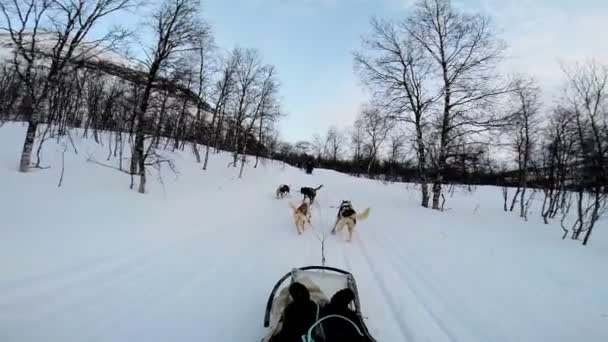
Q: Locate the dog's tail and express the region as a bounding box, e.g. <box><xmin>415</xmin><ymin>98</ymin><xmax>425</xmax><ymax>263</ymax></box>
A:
<box><xmin>356</xmin><ymin>207</ymin><xmax>371</xmax><ymax>221</ymax></box>
<box><xmin>314</xmin><ymin>184</ymin><xmax>324</xmax><ymax>191</ymax></box>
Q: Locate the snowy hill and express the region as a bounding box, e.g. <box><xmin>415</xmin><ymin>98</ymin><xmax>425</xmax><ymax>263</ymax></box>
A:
<box><xmin>1</xmin><ymin>122</ymin><xmax>607</xmax><ymax>341</ymax></box>
<box><xmin>0</xmin><ymin>32</ymin><xmax>211</xmax><ymax>109</ymax></box>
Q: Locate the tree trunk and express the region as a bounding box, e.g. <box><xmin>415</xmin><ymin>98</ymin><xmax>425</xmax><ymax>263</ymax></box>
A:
<box><xmin>130</xmin><ymin>141</ymin><xmax>138</xmax><ymax>181</ymax></box>
<box><xmin>519</xmin><ymin>141</ymin><xmax>529</xmax><ymax>218</ymax></box>
<box><xmin>367</xmin><ymin>155</ymin><xmax>375</xmax><ymax>175</ymax></box>
<box><xmin>572</xmin><ymin>189</ymin><xmax>585</xmax><ymax>240</ymax></box>
<box><xmin>214</xmin><ymin>110</ymin><xmax>225</xmax><ymax>153</ymax></box>
<box><xmin>192</xmin><ymin>142</ymin><xmax>201</xmax><ymax>163</ymax></box>
<box><xmin>509</xmin><ymin>187</ymin><xmax>520</xmax><ymax>211</ymax></box>
<box><xmin>154</xmin><ymin>91</ymin><xmax>170</xmax><ymax>147</ymax></box>
<box><xmin>519</xmin><ymin>186</ymin><xmax>527</xmax><ymax>218</ymax></box>
<box><xmin>203</xmin><ymin>108</ymin><xmax>220</xmax><ymax>170</ymax></box>
<box><xmin>415</xmin><ymin>120</ymin><xmax>429</xmax><ymax>208</ymax></box>
<box><xmin>582</xmin><ymin>191</ymin><xmax>601</xmax><ymax>245</ymax></box>
<box><xmin>431</xmin><ymin>149</ymin><xmax>447</xmax><ymax>210</ymax></box>
<box><xmin>19</xmin><ymin>120</ymin><xmax>38</xmax><ymax>172</ymax></box>
<box><xmin>432</xmin><ymin>51</ymin><xmax>452</xmax><ymax>210</ymax></box>
<box><xmin>133</xmin><ymin>65</ymin><xmax>158</xmax><ymax>193</ymax></box>
<box><xmin>431</xmin><ymin>180</ymin><xmax>442</xmax><ymax>210</ymax></box>
<box><xmin>133</xmin><ymin>129</ymin><xmax>145</xmax><ymax>193</ymax></box>
<box><xmin>138</xmin><ymin>152</ymin><xmax>146</xmax><ymax>194</ymax></box>
<box><xmin>174</xmin><ymin>96</ymin><xmax>189</xmax><ymax>150</ymax></box>
<box><xmin>203</xmin><ymin>144</ymin><xmax>212</xmax><ymax>170</ymax></box>
<box><xmin>541</xmin><ymin>190</ymin><xmax>550</xmax><ymax>224</ymax></box>
<box><xmin>254</xmin><ymin>116</ymin><xmax>263</xmax><ymax>168</ymax></box>
<box><xmin>421</xmin><ymin>182</ymin><xmax>430</xmax><ymax>208</ymax></box>
<box><xmin>238</xmin><ymin>145</ymin><xmax>248</xmax><ymax>178</ymax></box>
<box><xmin>232</xmin><ymin>131</ymin><xmax>240</xmax><ymax>167</ymax></box>
<box><xmin>35</xmin><ymin>124</ymin><xmax>52</xmax><ymax>168</ymax></box>
<box><xmin>118</xmin><ymin>131</ymin><xmax>124</xmax><ymax>171</ymax></box>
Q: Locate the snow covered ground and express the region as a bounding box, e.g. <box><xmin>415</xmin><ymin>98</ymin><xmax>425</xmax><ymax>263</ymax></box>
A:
<box><xmin>1</xmin><ymin>122</ymin><xmax>607</xmax><ymax>342</ymax></box>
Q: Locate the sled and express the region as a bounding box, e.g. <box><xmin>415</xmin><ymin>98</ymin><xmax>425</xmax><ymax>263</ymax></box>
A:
<box><xmin>263</xmin><ymin>266</ymin><xmax>376</xmax><ymax>342</ymax></box>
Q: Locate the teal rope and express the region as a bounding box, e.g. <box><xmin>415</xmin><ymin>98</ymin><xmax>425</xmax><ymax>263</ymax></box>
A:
<box><xmin>300</xmin><ymin>314</ymin><xmax>364</xmax><ymax>342</ymax></box>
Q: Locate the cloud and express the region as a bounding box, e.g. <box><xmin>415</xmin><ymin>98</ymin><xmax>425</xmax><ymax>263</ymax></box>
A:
<box><xmin>474</xmin><ymin>0</ymin><xmax>608</xmax><ymax>98</ymax></box>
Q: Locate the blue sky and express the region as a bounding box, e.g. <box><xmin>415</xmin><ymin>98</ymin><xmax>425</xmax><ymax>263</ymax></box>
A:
<box><xmin>121</xmin><ymin>0</ymin><xmax>607</xmax><ymax>143</ymax></box>
<box><xmin>203</xmin><ymin>0</ymin><xmax>408</xmax><ymax>142</ymax></box>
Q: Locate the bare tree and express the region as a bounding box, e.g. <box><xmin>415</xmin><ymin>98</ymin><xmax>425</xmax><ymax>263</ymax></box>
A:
<box><xmin>355</xmin><ymin>17</ymin><xmax>435</xmax><ymax>207</ymax></box>
<box><xmin>190</xmin><ymin>21</ymin><xmax>215</xmax><ymax>162</ymax></box>
<box><xmin>131</xmin><ymin>0</ymin><xmax>200</xmax><ymax>193</ymax></box>
<box><xmin>408</xmin><ymin>0</ymin><xmax>510</xmax><ymax>210</ymax></box>
<box><xmin>264</xmin><ymin>128</ymin><xmax>280</xmax><ymax>160</ymax></box>
<box><xmin>561</xmin><ymin>61</ymin><xmax>608</xmax><ymax>245</ymax></box>
<box><xmin>253</xmin><ymin>67</ymin><xmax>282</xmax><ymax>168</ymax></box>
<box><xmin>203</xmin><ymin>51</ymin><xmax>237</xmax><ymax>169</ymax></box>
<box><xmin>311</xmin><ymin>133</ymin><xmax>324</xmax><ymax>160</ymax></box>
<box><xmin>237</xmin><ymin>64</ymin><xmax>280</xmax><ymax>178</ymax></box>
<box><xmin>539</xmin><ymin>108</ymin><xmax>576</xmax><ymax>224</ymax></box>
<box><xmin>226</xmin><ymin>47</ymin><xmax>261</xmax><ymax>167</ymax></box>
<box><xmin>0</xmin><ymin>0</ymin><xmax>134</xmax><ymax>172</ymax></box>
<box><xmin>293</xmin><ymin>141</ymin><xmax>310</xmax><ymax>156</ymax></box>
<box><xmin>359</xmin><ymin>104</ymin><xmax>392</xmax><ymax>174</ymax></box>
<box><xmin>387</xmin><ymin>130</ymin><xmax>406</xmax><ymax>181</ymax></box>
<box><xmin>0</xmin><ymin>65</ymin><xmax>22</xmax><ymax>119</ymax></box>
<box><xmin>325</xmin><ymin>125</ymin><xmax>346</xmax><ymax>162</ymax></box>
<box><xmin>508</xmin><ymin>77</ymin><xmax>541</xmax><ymax>219</ymax></box>
<box><xmin>350</xmin><ymin>119</ymin><xmax>364</xmax><ymax>174</ymax></box>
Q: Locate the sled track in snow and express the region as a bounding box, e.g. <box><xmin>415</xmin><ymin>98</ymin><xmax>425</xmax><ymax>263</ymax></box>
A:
<box><xmin>380</xmin><ymin>237</ymin><xmax>466</xmax><ymax>341</ymax></box>
<box><xmin>355</xmin><ymin>236</ymin><xmax>417</xmax><ymax>342</ymax></box>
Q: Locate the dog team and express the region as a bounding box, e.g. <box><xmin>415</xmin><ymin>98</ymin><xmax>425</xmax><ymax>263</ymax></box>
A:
<box><xmin>276</xmin><ymin>184</ymin><xmax>370</xmax><ymax>242</ymax></box>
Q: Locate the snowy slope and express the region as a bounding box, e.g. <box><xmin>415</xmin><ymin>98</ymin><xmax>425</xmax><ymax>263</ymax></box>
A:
<box><xmin>1</xmin><ymin>122</ymin><xmax>607</xmax><ymax>342</ymax></box>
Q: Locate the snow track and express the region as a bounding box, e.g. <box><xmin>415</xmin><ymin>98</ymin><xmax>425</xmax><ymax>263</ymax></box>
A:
<box><xmin>1</xmin><ymin>124</ymin><xmax>607</xmax><ymax>342</ymax></box>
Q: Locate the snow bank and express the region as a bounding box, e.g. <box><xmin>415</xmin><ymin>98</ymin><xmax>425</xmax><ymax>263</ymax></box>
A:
<box><xmin>1</xmin><ymin>123</ymin><xmax>607</xmax><ymax>341</ymax></box>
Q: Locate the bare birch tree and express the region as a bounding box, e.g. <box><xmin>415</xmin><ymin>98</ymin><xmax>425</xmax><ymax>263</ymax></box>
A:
<box><xmin>359</xmin><ymin>104</ymin><xmax>392</xmax><ymax>174</ymax></box>
<box><xmin>203</xmin><ymin>51</ymin><xmax>237</xmax><ymax>169</ymax></box>
<box><xmin>131</xmin><ymin>0</ymin><xmax>200</xmax><ymax>193</ymax></box>
<box><xmin>408</xmin><ymin>0</ymin><xmax>510</xmax><ymax>210</ymax></box>
<box><xmin>325</xmin><ymin>125</ymin><xmax>346</xmax><ymax>162</ymax></box>
<box><xmin>355</xmin><ymin>17</ymin><xmax>435</xmax><ymax>207</ymax></box>
<box><xmin>561</xmin><ymin>61</ymin><xmax>608</xmax><ymax>245</ymax></box>
<box><xmin>509</xmin><ymin>77</ymin><xmax>541</xmax><ymax>219</ymax></box>
<box><xmin>0</xmin><ymin>0</ymin><xmax>134</xmax><ymax>172</ymax></box>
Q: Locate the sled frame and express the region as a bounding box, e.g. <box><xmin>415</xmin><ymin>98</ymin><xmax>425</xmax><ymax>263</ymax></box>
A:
<box><xmin>263</xmin><ymin>265</ymin><xmax>375</xmax><ymax>341</ymax></box>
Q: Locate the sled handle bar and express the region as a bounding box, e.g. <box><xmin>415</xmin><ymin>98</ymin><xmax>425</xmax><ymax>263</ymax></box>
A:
<box><xmin>263</xmin><ymin>266</ymin><xmax>351</xmax><ymax>327</ymax></box>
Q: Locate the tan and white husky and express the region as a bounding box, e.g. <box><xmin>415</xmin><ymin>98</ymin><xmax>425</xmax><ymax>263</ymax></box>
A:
<box><xmin>289</xmin><ymin>201</ymin><xmax>312</xmax><ymax>235</ymax></box>
<box><xmin>331</xmin><ymin>201</ymin><xmax>371</xmax><ymax>242</ymax></box>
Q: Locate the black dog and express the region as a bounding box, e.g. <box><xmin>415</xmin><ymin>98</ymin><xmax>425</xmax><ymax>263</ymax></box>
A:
<box><xmin>300</xmin><ymin>185</ymin><xmax>323</xmax><ymax>204</ymax></box>
<box><xmin>276</xmin><ymin>184</ymin><xmax>290</xmax><ymax>199</ymax></box>
<box><xmin>270</xmin><ymin>282</ymin><xmax>317</xmax><ymax>342</ymax></box>
<box><xmin>321</xmin><ymin>288</ymin><xmax>370</xmax><ymax>341</ymax></box>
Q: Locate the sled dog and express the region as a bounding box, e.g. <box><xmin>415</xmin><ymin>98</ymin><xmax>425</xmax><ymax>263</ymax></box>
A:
<box><xmin>300</xmin><ymin>185</ymin><xmax>323</xmax><ymax>204</ymax></box>
<box><xmin>276</xmin><ymin>184</ymin><xmax>290</xmax><ymax>199</ymax></box>
<box><xmin>331</xmin><ymin>200</ymin><xmax>371</xmax><ymax>242</ymax></box>
<box><xmin>289</xmin><ymin>201</ymin><xmax>312</xmax><ymax>235</ymax></box>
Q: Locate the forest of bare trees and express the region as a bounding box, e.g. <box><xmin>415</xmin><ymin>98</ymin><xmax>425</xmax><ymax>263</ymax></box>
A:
<box><xmin>270</xmin><ymin>0</ymin><xmax>607</xmax><ymax>245</ymax></box>
<box><xmin>0</xmin><ymin>0</ymin><xmax>283</xmax><ymax>193</ymax></box>
<box><xmin>352</xmin><ymin>0</ymin><xmax>607</xmax><ymax>244</ymax></box>
<box><xmin>0</xmin><ymin>0</ymin><xmax>606</xmax><ymax>244</ymax></box>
